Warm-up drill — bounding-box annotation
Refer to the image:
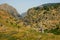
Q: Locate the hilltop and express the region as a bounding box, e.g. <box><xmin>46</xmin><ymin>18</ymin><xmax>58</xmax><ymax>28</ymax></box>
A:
<box><xmin>0</xmin><ymin>3</ymin><xmax>21</xmax><ymax>19</ymax></box>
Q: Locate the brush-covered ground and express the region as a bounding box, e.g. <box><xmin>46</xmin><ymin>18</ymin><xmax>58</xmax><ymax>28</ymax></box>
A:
<box><xmin>0</xmin><ymin>3</ymin><xmax>60</xmax><ymax>40</ymax></box>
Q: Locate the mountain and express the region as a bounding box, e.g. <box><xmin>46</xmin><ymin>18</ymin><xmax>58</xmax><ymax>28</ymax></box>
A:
<box><xmin>0</xmin><ymin>3</ymin><xmax>60</xmax><ymax>40</ymax></box>
<box><xmin>24</xmin><ymin>3</ymin><xmax>60</xmax><ymax>34</ymax></box>
<box><xmin>0</xmin><ymin>3</ymin><xmax>21</xmax><ymax>19</ymax></box>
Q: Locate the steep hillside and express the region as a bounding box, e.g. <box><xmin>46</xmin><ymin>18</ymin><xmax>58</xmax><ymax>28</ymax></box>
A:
<box><xmin>0</xmin><ymin>3</ymin><xmax>26</xmax><ymax>40</ymax></box>
<box><xmin>24</xmin><ymin>3</ymin><xmax>60</xmax><ymax>34</ymax></box>
<box><xmin>0</xmin><ymin>3</ymin><xmax>21</xmax><ymax>19</ymax></box>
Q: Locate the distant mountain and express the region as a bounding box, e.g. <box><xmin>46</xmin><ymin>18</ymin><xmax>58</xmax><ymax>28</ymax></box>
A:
<box><xmin>0</xmin><ymin>3</ymin><xmax>21</xmax><ymax>19</ymax></box>
<box><xmin>21</xmin><ymin>12</ymin><xmax>27</xmax><ymax>17</ymax></box>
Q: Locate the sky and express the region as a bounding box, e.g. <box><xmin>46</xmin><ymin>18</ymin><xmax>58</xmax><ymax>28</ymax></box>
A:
<box><xmin>0</xmin><ymin>0</ymin><xmax>60</xmax><ymax>14</ymax></box>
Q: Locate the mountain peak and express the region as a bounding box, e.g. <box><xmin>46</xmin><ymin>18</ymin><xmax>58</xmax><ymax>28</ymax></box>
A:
<box><xmin>0</xmin><ymin>3</ymin><xmax>10</xmax><ymax>6</ymax></box>
<box><xmin>0</xmin><ymin>3</ymin><xmax>21</xmax><ymax>19</ymax></box>
<box><xmin>1</xmin><ymin>3</ymin><xmax>8</xmax><ymax>5</ymax></box>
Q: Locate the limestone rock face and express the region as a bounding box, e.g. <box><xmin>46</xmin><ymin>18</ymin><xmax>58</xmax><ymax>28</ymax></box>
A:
<box><xmin>0</xmin><ymin>3</ymin><xmax>21</xmax><ymax>19</ymax></box>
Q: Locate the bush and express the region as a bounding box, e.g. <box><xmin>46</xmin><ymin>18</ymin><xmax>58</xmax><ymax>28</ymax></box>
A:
<box><xmin>48</xmin><ymin>27</ymin><xmax>60</xmax><ymax>35</ymax></box>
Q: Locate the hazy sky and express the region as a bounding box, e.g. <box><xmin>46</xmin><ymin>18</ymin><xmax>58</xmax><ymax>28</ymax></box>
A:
<box><xmin>0</xmin><ymin>0</ymin><xmax>60</xmax><ymax>14</ymax></box>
